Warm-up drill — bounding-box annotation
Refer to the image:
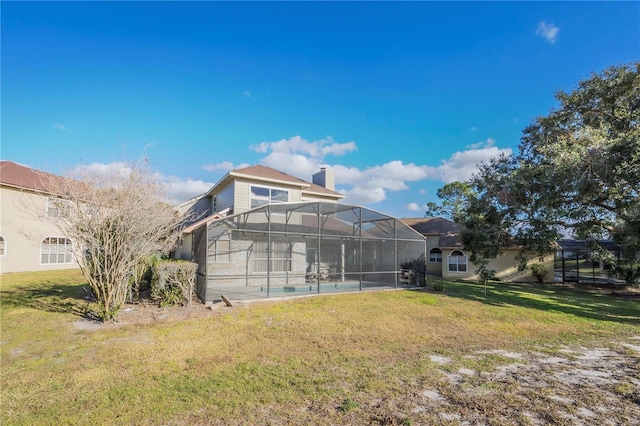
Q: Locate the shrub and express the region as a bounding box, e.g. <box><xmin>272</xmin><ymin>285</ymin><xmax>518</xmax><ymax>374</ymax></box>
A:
<box><xmin>529</xmin><ymin>263</ymin><xmax>548</xmax><ymax>284</ymax></box>
<box><xmin>152</xmin><ymin>260</ymin><xmax>197</xmax><ymax>307</ymax></box>
<box><xmin>612</xmin><ymin>264</ymin><xmax>640</xmax><ymax>287</ymax></box>
<box><xmin>432</xmin><ymin>280</ymin><xmax>444</xmax><ymax>292</ymax></box>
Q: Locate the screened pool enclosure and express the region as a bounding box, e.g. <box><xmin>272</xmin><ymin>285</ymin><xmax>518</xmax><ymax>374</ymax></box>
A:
<box><xmin>191</xmin><ymin>202</ymin><xmax>427</xmax><ymax>302</ymax></box>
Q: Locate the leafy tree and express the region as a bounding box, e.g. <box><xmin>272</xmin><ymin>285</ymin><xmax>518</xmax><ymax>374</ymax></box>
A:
<box><xmin>448</xmin><ymin>62</ymin><xmax>640</xmax><ymax>283</ymax></box>
<box><xmin>424</xmin><ymin>181</ymin><xmax>476</xmax><ymax>221</ymax></box>
<box><xmin>50</xmin><ymin>158</ymin><xmax>187</xmax><ymax>321</ymax></box>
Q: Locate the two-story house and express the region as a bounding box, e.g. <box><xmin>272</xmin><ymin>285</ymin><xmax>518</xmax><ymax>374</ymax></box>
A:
<box><xmin>174</xmin><ymin>165</ymin><xmax>345</xmax><ymax>260</ymax></box>
<box><xmin>175</xmin><ymin>165</ymin><xmax>428</xmax><ymax>302</ymax></box>
<box><xmin>0</xmin><ymin>161</ymin><xmax>79</xmax><ymax>273</ymax></box>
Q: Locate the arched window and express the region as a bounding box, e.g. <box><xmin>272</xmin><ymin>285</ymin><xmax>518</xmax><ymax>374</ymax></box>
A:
<box><xmin>0</xmin><ymin>235</ymin><xmax>6</xmax><ymax>256</ymax></box>
<box><xmin>448</xmin><ymin>250</ymin><xmax>467</xmax><ymax>272</ymax></box>
<box><xmin>41</xmin><ymin>237</ymin><xmax>72</xmax><ymax>264</ymax></box>
<box><xmin>429</xmin><ymin>248</ymin><xmax>442</xmax><ymax>263</ymax></box>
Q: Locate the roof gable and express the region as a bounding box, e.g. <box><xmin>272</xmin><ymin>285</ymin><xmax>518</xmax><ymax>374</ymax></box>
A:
<box><xmin>232</xmin><ymin>165</ymin><xmax>310</xmax><ymax>187</ymax></box>
<box><xmin>207</xmin><ymin>164</ymin><xmax>343</xmax><ymax>199</ymax></box>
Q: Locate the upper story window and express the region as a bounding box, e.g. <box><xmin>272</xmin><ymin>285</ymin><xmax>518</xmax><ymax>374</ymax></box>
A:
<box><xmin>47</xmin><ymin>198</ymin><xmax>71</xmax><ymax>218</ymax></box>
<box><xmin>448</xmin><ymin>250</ymin><xmax>467</xmax><ymax>272</ymax></box>
<box><xmin>250</xmin><ymin>186</ymin><xmax>289</xmax><ymax>208</ymax></box>
<box><xmin>429</xmin><ymin>248</ymin><xmax>442</xmax><ymax>263</ymax></box>
<box><xmin>47</xmin><ymin>198</ymin><xmax>61</xmax><ymax>217</ymax></box>
<box><xmin>41</xmin><ymin>237</ymin><xmax>73</xmax><ymax>264</ymax></box>
<box><xmin>0</xmin><ymin>236</ymin><xmax>6</xmax><ymax>256</ymax></box>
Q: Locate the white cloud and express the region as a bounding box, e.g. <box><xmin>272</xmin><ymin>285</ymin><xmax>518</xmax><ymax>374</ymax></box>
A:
<box><xmin>427</xmin><ymin>145</ymin><xmax>513</xmax><ymax>183</ymax></box>
<box><xmin>161</xmin><ymin>176</ymin><xmax>213</xmax><ymax>204</ymax></box>
<box><xmin>242</xmin><ymin>91</ymin><xmax>252</xmax><ymax>99</ymax></box>
<box><xmin>470</xmin><ymin>126</ymin><xmax>477</xmax><ymax>131</ymax></box>
<box><xmin>535</xmin><ymin>22</ymin><xmax>559</xmax><ymax>44</ymax></box>
<box><xmin>248</xmin><ymin>135</ymin><xmax>512</xmax><ymax>206</ymax></box>
<box><xmin>466</xmin><ymin>137</ymin><xmax>496</xmax><ymax>150</ymax></box>
<box><xmin>71</xmin><ymin>162</ymin><xmax>213</xmax><ymax>205</ymax></box>
<box><xmin>201</xmin><ymin>161</ymin><xmax>250</xmax><ymax>172</ymax></box>
<box><xmin>53</xmin><ymin>124</ymin><xmax>71</xmax><ymax>133</ymax></box>
<box><xmin>406</xmin><ymin>202</ymin><xmax>422</xmax><ymax>212</ymax></box>
<box><xmin>251</xmin><ymin>135</ymin><xmax>357</xmax><ymax>180</ymax></box>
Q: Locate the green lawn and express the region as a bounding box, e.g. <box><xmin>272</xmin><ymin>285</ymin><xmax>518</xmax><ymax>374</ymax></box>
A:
<box><xmin>2</xmin><ymin>271</ymin><xmax>639</xmax><ymax>425</ymax></box>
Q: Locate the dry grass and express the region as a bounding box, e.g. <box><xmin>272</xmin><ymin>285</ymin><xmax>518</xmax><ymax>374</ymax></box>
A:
<box><xmin>1</xmin><ymin>272</ymin><xmax>639</xmax><ymax>425</ymax></box>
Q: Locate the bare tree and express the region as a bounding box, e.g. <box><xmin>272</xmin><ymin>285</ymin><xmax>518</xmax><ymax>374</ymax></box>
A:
<box><xmin>50</xmin><ymin>158</ymin><xmax>187</xmax><ymax>321</ymax></box>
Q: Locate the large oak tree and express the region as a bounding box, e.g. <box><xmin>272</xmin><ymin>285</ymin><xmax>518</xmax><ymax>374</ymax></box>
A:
<box><xmin>432</xmin><ymin>63</ymin><xmax>640</xmax><ymax>283</ymax></box>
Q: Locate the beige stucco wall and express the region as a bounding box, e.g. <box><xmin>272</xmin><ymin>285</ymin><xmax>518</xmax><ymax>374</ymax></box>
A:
<box><xmin>0</xmin><ymin>186</ymin><xmax>79</xmax><ymax>273</ymax></box>
<box><xmin>440</xmin><ymin>248</ymin><xmax>554</xmax><ymax>283</ymax></box>
<box><xmin>424</xmin><ymin>235</ymin><xmax>442</xmax><ymax>276</ymax></box>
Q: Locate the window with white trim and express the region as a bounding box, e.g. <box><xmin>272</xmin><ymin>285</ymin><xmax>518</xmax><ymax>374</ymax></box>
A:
<box><xmin>250</xmin><ymin>186</ymin><xmax>289</xmax><ymax>208</ymax></box>
<box><xmin>41</xmin><ymin>237</ymin><xmax>73</xmax><ymax>264</ymax></box>
<box><xmin>429</xmin><ymin>248</ymin><xmax>442</xmax><ymax>263</ymax></box>
<box><xmin>251</xmin><ymin>241</ymin><xmax>292</xmax><ymax>273</ymax></box>
<box><xmin>0</xmin><ymin>235</ymin><xmax>6</xmax><ymax>256</ymax></box>
<box><xmin>448</xmin><ymin>250</ymin><xmax>467</xmax><ymax>272</ymax></box>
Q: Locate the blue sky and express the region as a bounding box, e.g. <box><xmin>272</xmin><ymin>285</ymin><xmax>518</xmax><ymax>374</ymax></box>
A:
<box><xmin>2</xmin><ymin>1</ymin><xmax>639</xmax><ymax>218</ymax></box>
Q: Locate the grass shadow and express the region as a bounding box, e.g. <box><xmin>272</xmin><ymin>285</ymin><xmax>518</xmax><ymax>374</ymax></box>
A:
<box><xmin>430</xmin><ymin>278</ymin><xmax>640</xmax><ymax>326</ymax></box>
<box><xmin>1</xmin><ymin>279</ymin><xmax>91</xmax><ymax>317</ymax></box>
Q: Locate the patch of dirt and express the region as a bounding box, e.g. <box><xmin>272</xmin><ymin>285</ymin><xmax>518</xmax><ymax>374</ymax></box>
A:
<box><xmin>72</xmin><ymin>299</ymin><xmax>233</xmax><ymax>330</ymax></box>
<box><xmin>411</xmin><ymin>338</ymin><xmax>640</xmax><ymax>425</ymax></box>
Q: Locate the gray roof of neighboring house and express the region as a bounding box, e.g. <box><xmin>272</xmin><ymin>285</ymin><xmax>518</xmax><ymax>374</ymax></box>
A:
<box><xmin>556</xmin><ymin>240</ymin><xmax>621</xmax><ymax>251</ymax></box>
<box><xmin>400</xmin><ymin>217</ymin><xmax>464</xmax><ymax>248</ymax></box>
<box><xmin>0</xmin><ymin>161</ymin><xmax>67</xmax><ymax>195</ymax></box>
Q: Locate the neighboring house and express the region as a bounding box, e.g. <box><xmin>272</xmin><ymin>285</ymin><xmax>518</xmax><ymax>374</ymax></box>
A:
<box><xmin>401</xmin><ymin>217</ymin><xmax>554</xmax><ymax>282</ymax></box>
<box><xmin>175</xmin><ymin>165</ymin><xmax>427</xmax><ymax>302</ymax></box>
<box><xmin>0</xmin><ymin>161</ymin><xmax>79</xmax><ymax>273</ymax></box>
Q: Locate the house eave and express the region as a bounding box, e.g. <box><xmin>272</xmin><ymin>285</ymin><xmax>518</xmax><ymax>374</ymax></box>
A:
<box><xmin>301</xmin><ymin>189</ymin><xmax>345</xmax><ymax>199</ymax></box>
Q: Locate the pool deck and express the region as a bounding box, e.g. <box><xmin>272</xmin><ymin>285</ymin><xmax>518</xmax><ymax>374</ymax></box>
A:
<box><xmin>207</xmin><ymin>282</ymin><xmax>423</xmax><ymax>304</ymax></box>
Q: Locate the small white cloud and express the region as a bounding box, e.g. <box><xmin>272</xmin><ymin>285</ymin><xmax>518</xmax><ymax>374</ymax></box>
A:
<box><xmin>201</xmin><ymin>161</ymin><xmax>249</xmax><ymax>172</ymax></box>
<box><xmin>406</xmin><ymin>203</ymin><xmax>422</xmax><ymax>212</ymax></box>
<box><xmin>536</xmin><ymin>22</ymin><xmax>559</xmax><ymax>44</ymax></box>
<box><xmin>53</xmin><ymin>124</ymin><xmax>71</xmax><ymax>133</ymax></box>
<box><xmin>470</xmin><ymin>126</ymin><xmax>477</xmax><ymax>131</ymax></box>
<box><xmin>466</xmin><ymin>137</ymin><xmax>496</xmax><ymax>150</ymax></box>
<box><xmin>242</xmin><ymin>91</ymin><xmax>252</xmax><ymax>99</ymax></box>
<box><xmin>418</xmin><ymin>189</ymin><xmax>427</xmax><ymax>195</ymax></box>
